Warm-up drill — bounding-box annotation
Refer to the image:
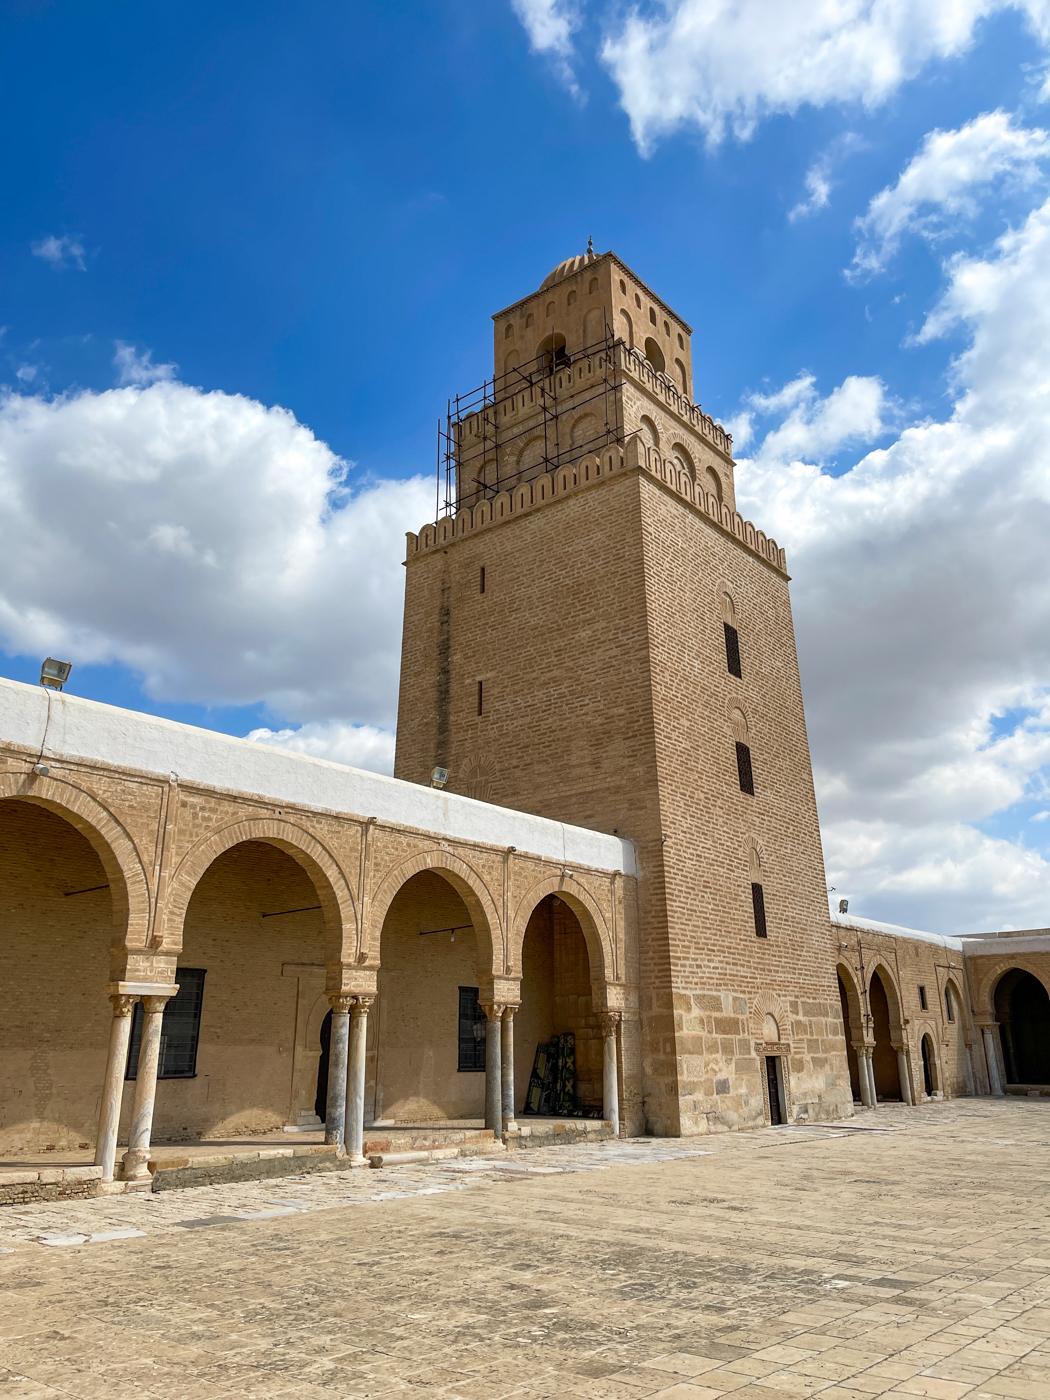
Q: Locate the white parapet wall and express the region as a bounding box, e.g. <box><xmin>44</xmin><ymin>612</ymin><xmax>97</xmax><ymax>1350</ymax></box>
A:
<box><xmin>0</xmin><ymin>676</ymin><xmax>635</xmax><ymax>876</ymax></box>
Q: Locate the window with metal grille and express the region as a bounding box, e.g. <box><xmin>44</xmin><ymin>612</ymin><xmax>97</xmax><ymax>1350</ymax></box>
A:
<box><xmin>724</xmin><ymin>622</ymin><xmax>742</xmax><ymax>678</ymax></box>
<box><xmin>125</xmin><ymin>969</ymin><xmax>206</xmax><ymax>1080</ymax></box>
<box><xmin>458</xmin><ymin>986</ymin><xmax>487</xmax><ymax>1072</ymax></box>
<box><xmin>918</xmin><ymin>985</ymin><xmax>928</xmax><ymax>1011</ymax></box>
<box><xmin>751</xmin><ymin>883</ymin><xmax>768</xmax><ymax>938</ymax></box>
<box><xmin>735</xmin><ymin>741</ymin><xmax>755</xmax><ymax>795</ymax></box>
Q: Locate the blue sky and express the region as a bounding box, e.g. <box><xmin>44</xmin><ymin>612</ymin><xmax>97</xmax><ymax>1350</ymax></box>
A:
<box><xmin>4</xmin><ymin>0</ymin><xmax>1050</xmax><ymax>933</ymax></box>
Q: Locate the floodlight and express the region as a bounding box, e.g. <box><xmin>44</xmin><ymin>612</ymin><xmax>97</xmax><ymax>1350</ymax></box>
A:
<box><xmin>40</xmin><ymin>657</ymin><xmax>72</xmax><ymax>691</ymax></box>
<box><xmin>430</xmin><ymin>767</ymin><xmax>449</xmax><ymax>789</ymax></box>
<box><xmin>838</xmin><ymin>898</ymin><xmax>849</xmax><ymax>914</ymax></box>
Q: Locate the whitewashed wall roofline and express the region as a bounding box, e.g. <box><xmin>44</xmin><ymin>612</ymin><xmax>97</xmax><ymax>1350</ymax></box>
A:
<box><xmin>0</xmin><ymin>677</ymin><xmax>635</xmax><ymax>877</ymax></box>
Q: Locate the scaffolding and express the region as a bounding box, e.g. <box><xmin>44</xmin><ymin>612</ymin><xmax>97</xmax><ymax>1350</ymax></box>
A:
<box><xmin>435</xmin><ymin>325</ymin><xmax>625</xmax><ymax>520</ymax></box>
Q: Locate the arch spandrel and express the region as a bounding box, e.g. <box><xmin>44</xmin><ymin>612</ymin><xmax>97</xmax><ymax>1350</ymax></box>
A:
<box><xmin>0</xmin><ymin>771</ymin><xmax>152</xmax><ymax>958</ymax></box>
<box><xmin>365</xmin><ymin>849</ymin><xmax>502</xmax><ymax>977</ymax></box>
<box><xmin>160</xmin><ymin>817</ymin><xmax>357</xmax><ymax>967</ymax></box>
<box><xmin>510</xmin><ymin>874</ymin><xmax>617</xmax><ymax>988</ymax></box>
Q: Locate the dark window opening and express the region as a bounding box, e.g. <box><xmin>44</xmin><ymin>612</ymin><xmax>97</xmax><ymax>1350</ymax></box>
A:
<box><xmin>126</xmin><ymin>969</ymin><xmax>206</xmax><ymax>1080</ymax></box>
<box><xmin>724</xmin><ymin>622</ymin><xmax>742</xmax><ymax>678</ymax></box>
<box><xmin>735</xmin><ymin>741</ymin><xmax>755</xmax><ymax>796</ymax></box>
<box><xmin>945</xmin><ymin>988</ymin><xmax>955</xmax><ymax>1021</ymax></box>
<box><xmin>477</xmin><ymin>680</ymin><xmax>484</xmax><ymax>716</ymax></box>
<box><xmin>458</xmin><ymin>986</ymin><xmax>487</xmax><ymax>1072</ymax></box>
<box><xmin>918</xmin><ymin>985</ymin><xmax>928</xmax><ymax>1011</ymax></box>
<box><xmin>751</xmin><ymin>883</ymin><xmax>768</xmax><ymax>938</ymax></box>
<box><xmin>479</xmin><ymin>566</ymin><xmax>486</xmax><ymax>594</ymax></box>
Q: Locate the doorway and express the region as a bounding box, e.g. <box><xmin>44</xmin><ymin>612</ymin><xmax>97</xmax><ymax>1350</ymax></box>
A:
<box><xmin>921</xmin><ymin>1034</ymin><xmax>935</xmax><ymax>1097</ymax></box>
<box><xmin>765</xmin><ymin>1055</ymin><xmax>785</xmax><ymax>1125</ymax></box>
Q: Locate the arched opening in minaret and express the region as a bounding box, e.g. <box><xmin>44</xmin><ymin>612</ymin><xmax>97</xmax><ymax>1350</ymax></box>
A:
<box><xmin>538</xmin><ymin>333</ymin><xmax>568</xmax><ymax>372</ymax></box>
<box><xmin>644</xmin><ymin>337</ymin><xmax>665</xmax><ymax>373</ymax></box>
<box><xmin>517</xmin><ymin>895</ymin><xmax>602</xmax><ymax>1117</ymax></box>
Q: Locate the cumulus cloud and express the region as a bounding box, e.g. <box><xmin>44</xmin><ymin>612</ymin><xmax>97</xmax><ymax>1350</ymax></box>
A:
<box><xmin>0</xmin><ymin>380</ymin><xmax>432</xmax><ymax>745</ymax></box>
<box><xmin>736</xmin><ymin>372</ymin><xmax>894</xmax><ymax>468</ymax></box>
<box><xmin>851</xmin><ymin>111</ymin><xmax>1050</xmax><ymax>277</ymax></box>
<box><xmin>247</xmin><ymin>720</ymin><xmax>396</xmax><ymax>775</ymax></box>
<box><xmin>597</xmin><ymin>1</ymin><xmax>1050</xmax><ymax>152</ymax></box>
<box><xmin>511</xmin><ymin>0</ymin><xmax>584</xmax><ymax>94</ymax></box>
<box><xmin>735</xmin><ymin>194</ymin><xmax>1050</xmax><ymax>933</ymax></box>
<box><xmin>114</xmin><ymin>341</ymin><xmax>177</xmax><ymax>386</ymax></box>
<box><xmin>31</xmin><ymin>234</ymin><xmax>86</xmax><ymax>271</ymax></box>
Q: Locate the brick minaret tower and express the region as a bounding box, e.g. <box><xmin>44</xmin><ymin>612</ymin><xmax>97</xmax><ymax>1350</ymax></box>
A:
<box><xmin>395</xmin><ymin>249</ymin><xmax>852</xmax><ymax>1135</ymax></box>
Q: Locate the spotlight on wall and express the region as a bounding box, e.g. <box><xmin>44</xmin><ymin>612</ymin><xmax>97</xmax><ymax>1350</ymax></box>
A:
<box><xmin>430</xmin><ymin>767</ymin><xmax>449</xmax><ymax>789</ymax></box>
<box><xmin>40</xmin><ymin>657</ymin><xmax>72</xmax><ymax>691</ymax></box>
<box><xmin>838</xmin><ymin>898</ymin><xmax>849</xmax><ymax>914</ymax></box>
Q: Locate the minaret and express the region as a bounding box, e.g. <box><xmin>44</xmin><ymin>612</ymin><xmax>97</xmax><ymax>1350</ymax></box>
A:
<box><xmin>395</xmin><ymin>250</ymin><xmax>852</xmax><ymax>1135</ymax></box>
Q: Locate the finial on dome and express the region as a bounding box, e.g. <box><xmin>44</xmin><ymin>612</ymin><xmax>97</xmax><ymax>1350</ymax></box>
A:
<box><xmin>587</xmin><ymin>236</ymin><xmax>593</xmax><ymax>254</ymax></box>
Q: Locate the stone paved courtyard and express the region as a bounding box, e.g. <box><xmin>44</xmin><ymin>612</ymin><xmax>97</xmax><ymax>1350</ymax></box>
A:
<box><xmin>2</xmin><ymin>1099</ymin><xmax>1049</xmax><ymax>1400</ymax></box>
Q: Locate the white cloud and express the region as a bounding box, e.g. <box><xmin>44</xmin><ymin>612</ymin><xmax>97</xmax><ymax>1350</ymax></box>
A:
<box><xmin>512</xmin><ymin>0</ymin><xmax>583</xmax><ymax>94</ymax></box>
<box><xmin>745</xmin><ymin>373</ymin><xmax>894</xmax><ymax>466</ymax></box>
<box><xmin>247</xmin><ymin>720</ymin><xmax>395</xmax><ymax>775</ymax></box>
<box><xmin>851</xmin><ymin>111</ymin><xmax>1050</xmax><ymax>277</ymax></box>
<box><xmin>114</xmin><ymin>341</ymin><xmax>177</xmax><ymax>386</ymax></box>
<box><xmin>597</xmin><ymin>1</ymin><xmax>1050</xmax><ymax>152</ymax></box>
<box><xmin>31</xmin><ymin>235</ymin><xmax>86</xmax><ymax>271</ymax></box>
<box><xmin>735</xmin><ymin>193</ymin><xmax>1050</xmax><ymax>933</ymax></box>
<box><xmin>789</xmin><ymin>133</ymin><xmax>864</xmax><ymax>222</ymax></box>
<box><xmin>0</xmin><ymin>380</ymin><xmax>433</xmax><ymax>737</ymax></box>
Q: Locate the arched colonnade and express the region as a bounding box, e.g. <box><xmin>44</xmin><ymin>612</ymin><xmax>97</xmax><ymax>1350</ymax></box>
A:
<box><xmin>836</xmin><ymin>956</ymin><xmax>977</xmax><ymax>1109</ymax></box>
<box><xmin>0</xmin><ymin>770</ymin><xmax>629</xmax><ymax>1185</ymax></box>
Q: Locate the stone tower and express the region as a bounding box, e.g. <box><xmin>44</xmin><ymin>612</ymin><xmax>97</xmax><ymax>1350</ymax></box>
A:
<box><xmin>395</xmin><ymin>249</ymin><xmax>853</xmax><ymax>1135</ymax></box>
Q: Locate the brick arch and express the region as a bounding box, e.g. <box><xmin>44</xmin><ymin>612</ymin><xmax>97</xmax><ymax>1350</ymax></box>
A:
<box><xmin>751</xmin><ymin>990</ymin><xmax>790</xmax><ymax>1045</ymax></box>
<box><xmin>867</xmin><ymin>961</ymin><xmax>904</xmax><ymax>1038</ymax></box>
<box><xmin>0</xmin><ymin>771</ymin><xmax>151</xmax><ymax>952</ymax></box>
<box><xmin>365</xmin><ymin>850</ymin><xmax>501</xmax><ymax>976</ymax></box>
<box><xmin>972</xmin><ymin>958</ymin><xmax>1050</xmax><ymax>1019</ymax></box>
<box><xmin>159</xmin><ymin>818</ymin><xmax>357</xmax><ymax>965</ymax></box>
<box><xmin>510</xmin><ymin>875</ymin><xmax>616</xmax><ymax>989</ymax></box>
<box><xmin>836</xmin><ymin>962</ymin><xmax>866</xmax><ymax>1045</ymax></box>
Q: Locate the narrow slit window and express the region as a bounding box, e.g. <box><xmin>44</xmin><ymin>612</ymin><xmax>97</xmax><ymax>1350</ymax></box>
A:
<box><xmin>751</xmin><ymin>883</ymin><xmax>768</xmax><ymax>938</ymax></box>
<box><xmin>479</xmin><ymin>566</ymin><xmax>486</xmax><ymax>594</ymax></box>
<box><xmin>458</xmin><ymin>987</ymin><xmax>487</xmax><ymax>1072</ymax></box>
<box><xmin>735</xmin><ymin>741</ymin><xmax>755</xmax><ymax>796</ymax></box>
<box><xmin>945</xmin><ymin>988</ymin><xmax>955</xmax><ymax>1021</ymax></box>
<box><xmin>126</xmin><ymin>969</ymin><xmax>206</xmax><ymax>1080</ymax></box>
<box><xmin>724</xmin><ymin>622</ymin><xmax>742</xmax><ymax>678</ymax></box>
<box><xmin>919</xmin><ymin>985</ymin><xmax>928</xmax><ymax>1010</ymax></box>
<box><xmin>477</xmin><ymin>680</ymin><xmax>484</xmax><ymax>716</ymax></box>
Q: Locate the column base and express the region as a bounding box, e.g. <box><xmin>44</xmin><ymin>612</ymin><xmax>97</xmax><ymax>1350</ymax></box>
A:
<box><xmin>121</xmin><ymin>1148</ymin><xmax>153</xmax><ymax>1182</ymax></box>
<box><xmin>347</xmin><ymin>1154</ymin><xmax>370</xmax><ymax>1170</ymax></box>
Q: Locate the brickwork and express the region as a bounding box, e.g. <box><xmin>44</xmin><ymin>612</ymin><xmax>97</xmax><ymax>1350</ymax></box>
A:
<box><xmin>397</xmin><ymin>251</ymin><xmax>851</xmax><ymax>1136</ymax></box>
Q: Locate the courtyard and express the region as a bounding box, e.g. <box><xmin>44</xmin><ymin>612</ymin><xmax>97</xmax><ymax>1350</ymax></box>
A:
<box><xmin>2</xmin><ymin>1099</ymin><xmax>1049</xmax><ymax>1399</ymax></box>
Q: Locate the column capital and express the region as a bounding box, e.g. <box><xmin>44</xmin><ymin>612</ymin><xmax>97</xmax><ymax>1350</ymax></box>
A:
<box><xmin>142</xmin><ymin>994</ymin><xmax>171</xmax><ymax>1015</ymax></box>
<box><xmin>109</xmin><ymin>993</ymin><xmax>138</xmax><ymax>1017</ymax></box>
<box><xmin>479</xmin><ymin>1000</ymin><xmax>510</xmax><ymax>1022</ymax></box>
<box><xmin>328</xmin><ymin>993</ymin><xmax>355</xmax><ymax>1015</ymax></box>
<box><xmin>350</xmin><ymin>993</ymin><xmax>375</xmax><ymax>1013</ymax></box>
<box><xmin>597</xmin><ymin>1011</ymin><xmax>623</xmax><ymax>1036</ymax></box>
<box><xmin>855</xmin><ymin>1043</ymin><xmax>874</xmax><ymax>1059</ymax></box>
<box><xmin>501</xmin><ymin>1004</ymin><xmax>516</xmax><ymax>1021</ymax></box>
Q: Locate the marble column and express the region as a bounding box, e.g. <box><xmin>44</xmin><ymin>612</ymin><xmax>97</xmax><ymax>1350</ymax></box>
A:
<box><xmin>344</xmin><ymin>995</ymin><xmax>373</xmax><ymax>1166</ymax></box>
<box><xmin>896</xmin><ymin>1045</ymin><xmax>914</xmax><ymax>1105</ymax></box>
<box><xmin>963</xmin><ymin>1042</ymin><xmax>976</xmax><ymax>1096</ymax></box>
<box><xmin>855</xmin><ymin>1045</ymin><xmax>875</xmax><ymax>1108</ymax></box>
<box><xmin>982</xmin><ymin>1026</ymin><xmax>1004</xmax><ymax>1096</ymax></box>
<box><xmin>325</xmin><ymin>996</ymin><xmax>353</xmax><ymax>1150</ymax></box>
<box><xmin>95</xmin><ymin>994</ymin><xmax>137</xmax><ymax>1182</ymax></box>
<box><xmin>599</xmin><ymin>1012</ymin><xmax>622</xmax><ymax>1136</ymax></box>
<box><xmin>121</xmin><ymin>995</ymin><xmax>171</xmax><ymax>1182</ymax></box>
<box><xmin>500</xmin><ymin>1008</ymin><xmax>516</xmax><ymax>1131</ymax></box>
<box><xmin>481</xmin><ymin>1002</ymin><xmax>505</xmax><ymax>1138</ymax></box>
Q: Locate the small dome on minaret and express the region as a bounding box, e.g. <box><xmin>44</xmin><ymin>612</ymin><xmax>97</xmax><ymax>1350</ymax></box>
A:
<box><xmin>539</xmin><ymin>243</ymin><xmax>599</xmax><ymax>291</ymax></box>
